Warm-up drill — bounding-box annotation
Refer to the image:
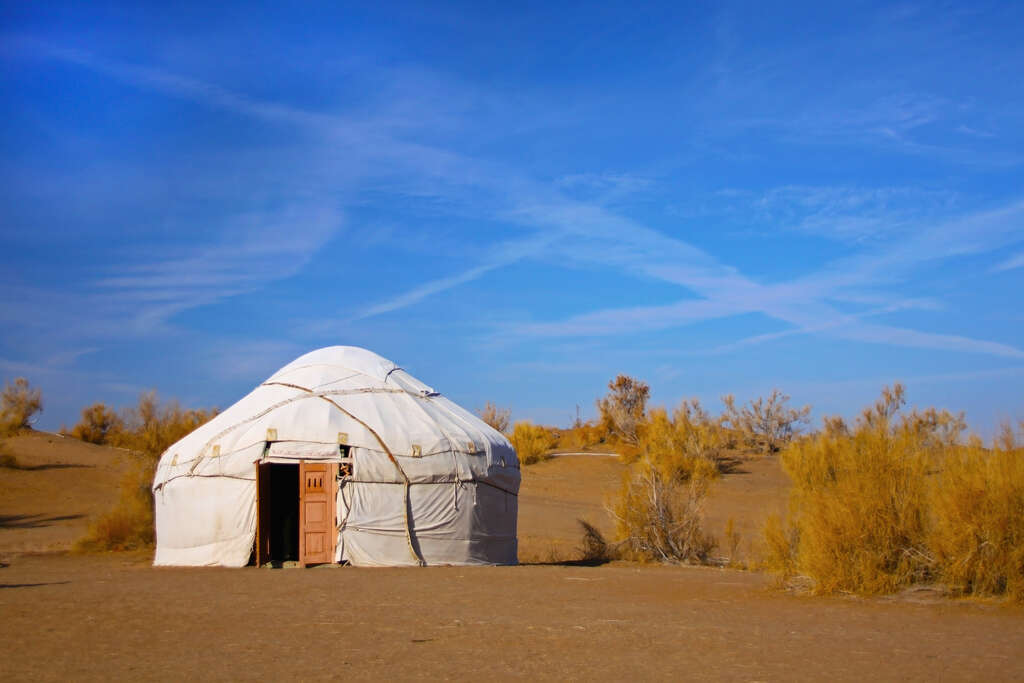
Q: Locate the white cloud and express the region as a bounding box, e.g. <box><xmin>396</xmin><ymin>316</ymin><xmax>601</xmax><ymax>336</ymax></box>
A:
<box><xmin>993</xmin><ymin>251</ymin><xmax>1024</xmax><ymax>272</ymax></box>
<box><xmin>93</xmin><ymin>204</ymin><xmax>342</xmax><ymax>334</ymax></box>
<box><xmin>8</xmin><ymin>37</ymin><xmax>1024</xmax><ymax>367</ymax></box>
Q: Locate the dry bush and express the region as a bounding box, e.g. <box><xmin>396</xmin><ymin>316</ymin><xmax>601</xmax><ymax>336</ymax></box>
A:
<box><xmin>554</xmin><ymin>421</ymin><xmax>607</xmax><ymax>450</ymax></box>
<box><xmin>764</xmin><ymin>385</ymin><xmax>939</xmax><ymax>594</ymax></box>
<box><xmin>510</xmin><ymin>421</ymin><xmax>555</xmax><ymax>465</ymax></box>
<box><xmin>597</xmin><ymin>374</ymin><xmax>649</xmax><ymax>446</ymax></box>
<box><xmin>606</xmin><ymin>399</ymin><xmax>730</xmax><ymax>564</ymax></box>
<box><xmin>77</xmin><ymin>460</ymin><xmax>156</xmax><ymax>551</ymax></box>
<box><xmin>114</xmin><ymin>391</ymin><xmax>218</xmax><ymax>458</ymax></box>
<box><xmin>77</xmin><ymin>392</ymin><xmax>217</xmax><ymax>551</ymax></box>
<box><xmin>759</xmin><ymin>384</ymin><xmax>1024</xmax><ymax>600</ymax></box>
<box><xmin>477</xmin><ymin>401</ymin><xmax>511</xmax><ymax>434</ymax></box>
<box><xmin>821</xmin><ymin>414</ymin><xmax>850</xmax><ymax>438</ymax></box>
<box><xmin>70</xmin><ymin>403</ymin><xmax>125</xmax><ymax>445</ymax></box>
<box><xmin>929</xmin><ymin>424</ymin><xmax>1024</xmax><ymax>601</ymax></box>
<box><xmin>722</xmin><ymin>389</ymin><xmax>810</xmax><ymax>455</ymax></box>
<box><xmin>761</xmin><ymin>513</ymin><xmax>799</xmax><ymax>580</ymax></box>
<box><xmin>611</xmin><ymin>456</ymin><xmax>716</xmax><ymax>564</ymax></box>
<box><xmin>631</xmin><ymin>401</ymin><xmax>730</xmax><ymax>476</ymax></box>
<box><xmin>0</xmin><ymin>377</ymin><xmax>43</xmax><ymax>436</ymax></box>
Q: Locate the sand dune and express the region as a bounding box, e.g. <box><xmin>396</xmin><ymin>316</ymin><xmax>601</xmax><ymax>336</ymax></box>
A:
<box><xmin>0</xmin><ymin>432</ymin><xmax>135</xmax><ymax>553</ymax></box>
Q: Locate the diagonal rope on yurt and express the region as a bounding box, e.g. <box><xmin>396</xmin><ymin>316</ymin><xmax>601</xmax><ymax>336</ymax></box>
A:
<box><xmin>260</xmin><ymin>380</ymin><xmax>426</xmax><ymax>566</ymax></box>
<box><xmin>390</xmin><ymin>378</ymin><xmax>470</xmax><ymax>515</ymax></box>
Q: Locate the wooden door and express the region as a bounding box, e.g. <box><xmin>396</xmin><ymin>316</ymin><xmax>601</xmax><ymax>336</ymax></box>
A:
<box><xmin>299</xmin><ymin>461</ymin><xmax>336</xmax><ymax>566</ymax></box>
<box><xmin>255</xmin><ymin>462</ymin><xmax>272</xmax><ymax>566</ymax></box>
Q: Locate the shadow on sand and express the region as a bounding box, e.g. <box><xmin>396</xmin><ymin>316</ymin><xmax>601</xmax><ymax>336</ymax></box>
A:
<box><xmin>716</xmin><ymin>456</ymin><xmax>749</xmax><ymax>475</ymax></box>
<box><xmin>519</xmin><ymin>559</ymin><xmax>614</xmax><ymax>567</ymax></box>
<box><xmin>0</xmin><ymin>514</ymin><xmax>85</xmax><ymax>529</ymax></box>
<box><xmin>1</xmin><ymin>462</ymin><xmax>92</xmax><ymax>472</ymax></box>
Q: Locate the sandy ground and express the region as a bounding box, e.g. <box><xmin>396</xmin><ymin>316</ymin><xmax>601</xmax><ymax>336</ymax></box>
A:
<box><xmin>4</xmin><ymin>553</ymin><xmax>1023</xmax><ymax>681</ymax></box>
<box><xmin>517</xmin><ymin>450</ymin><xmax>789</xmax><ymax>563</ymax></box>
<box><xmin>0</xmin><ymin>432</ymin><xmax>135</xmax><ymax>552</ymax></box>
<box><xmin>2</xmin><ymin>433</ymin><xmax>1023</xmax><ymax>681</ymax></box>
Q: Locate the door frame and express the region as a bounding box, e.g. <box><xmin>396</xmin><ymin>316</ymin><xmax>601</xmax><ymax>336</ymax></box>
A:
<box><xmin>255</xmin><ymin>462</ymin><xmax>272</xmax><ymax>566</ymax></box>
<box><xmin>254</xmin><ymin>460</ymin><xmax>338</xmax><ymax>567</ymax></box>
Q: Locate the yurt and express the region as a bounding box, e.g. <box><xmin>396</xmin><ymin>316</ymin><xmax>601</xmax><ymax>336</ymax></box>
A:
<box><xmin>151</xmin><ymin>346</ymin><xmax>520</xmax><ymax>567</ymax></box>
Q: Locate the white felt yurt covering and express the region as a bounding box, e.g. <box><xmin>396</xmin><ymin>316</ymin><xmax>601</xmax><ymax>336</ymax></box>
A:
<box><xmin>152</xmin><ymin>346</ymin><xmax>520</xmax><ymax>567</ymax></box>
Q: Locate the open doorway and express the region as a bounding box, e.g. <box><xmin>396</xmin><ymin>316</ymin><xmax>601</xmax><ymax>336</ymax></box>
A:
<box><xmin>255</xmin><ymin>461</ymin><xmax>337</xmax><ymax>567</ymax></box>
<box><xmin>256</xmin><ymin>463</ymin><xmax>299</xmax><ymax>566</ymax></box>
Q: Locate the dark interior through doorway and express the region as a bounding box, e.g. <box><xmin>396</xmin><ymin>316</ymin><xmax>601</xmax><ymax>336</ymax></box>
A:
<box><xmin>267</xmin><ymin>463</ymin><xmax>299</xmax><ymax>563</ymax></box>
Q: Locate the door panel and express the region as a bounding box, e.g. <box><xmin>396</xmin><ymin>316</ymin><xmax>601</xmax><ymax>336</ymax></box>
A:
<box><xmin>299</xmin><ymin>461</ymin><xmax>336</xmax><ymax>566</ymax></box>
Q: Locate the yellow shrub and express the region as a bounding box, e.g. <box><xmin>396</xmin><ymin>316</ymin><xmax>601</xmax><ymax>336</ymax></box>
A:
<box><xmin>70</xmin><ymin>402</ymin><xmax>124</xmax><ymax>445</ymax></box>
<box><xmin>596</xmin><ymin>374</ymin><xmax>649</xmax><ymax>446</ymax></box>
<box><xmin>113</xmin><ymin>391</ymin><xmax>218</xmax><ymax>458</ymax></box>
<box><xmin>76</xmin><ymin>391</ymin><xmax>218</xmax><ymax>552</ymax></box>
<box><xmin>76</xmin><ymin>460</ymin><xmax>156</xmax><ymax>551</ymax></box>
<box><xmin>763</xmin><ymin>384</ymin><xmax>1024</xmax><ymax>601</ymax></box>
<box><xmin>0</xmin><ymin>377</ymin><xmax>43</xmax><ymax>436</ymax></box>
<box><xmin>555</xmin><ymin>421</ymin><xmax>607</xmax><ymax>450</ymax></box>
<box><xmin>511</xmin><ymin>421</ymin><xmax>555</xmax><ymax>465</ymax></box>
<box><xmin>477</xmin><ymin>402</ymin><xmax>510</xmax><ymax>434</ymax></box>
<box><xmin>608</xmin><ymin>401</ymin><xmax>729</xmax><ymax>564</ymax></box>
<box><xmin>777</xmin><ymin>421</ymin><xmax>935</xmax><ymax>594</ymax></box>
<box><xmin>633</xmin><ymin>403</ymin><xmax>725</xmax><ymax>480</ymax></box>
<box><xmin>611</xmin><ymin>455</ymin><xmax>716</xmax><ymax>563</ymax></box>
<box><xmin>929</xmin><ymin>428</ymin><xmax>1024</xmax><ymax>600</ymax></box>
<box><xmin>761</xmin><ymin>513</ymin><xmax>799</xmax><ymax>579</ymax></box>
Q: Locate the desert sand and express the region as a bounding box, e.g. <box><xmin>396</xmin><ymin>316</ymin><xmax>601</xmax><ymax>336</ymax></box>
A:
<box><xmin>2</xmin><ymin>432</ymin><xmax>1023</xmax><ymax>681</ymax></box>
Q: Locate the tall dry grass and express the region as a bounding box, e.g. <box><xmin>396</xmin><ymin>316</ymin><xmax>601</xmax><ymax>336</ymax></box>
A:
<box><xmin>76</xmin><ymin>392</ymin><xmax>217</xmax><ymax>552</ymax></box>
<box><xmin>597</xmin><ymin>374</ymin><xmax>649</xmax><ymax>446</ymax></box>
<box><xmin>609</xmin><ymin>401</ymin><xmax>726</xmax><ymax>564</ymax></box>
<box><xmin>611</xmin><ymin>458</ymin><xmax>716</xmax><ymax>564</ymax></box>
<box><xmin>68</xmin><ymin>402</ymin><xmax>124</xmax><ymax>445</ymax></box>
<box><xmin>553</xmin><ymin>420</ymin><xmax>607</xmax><ymax>451</ymax></box>
<box><xmin>76</xmin><ymin>461</ymin><xmax>157</xmax><ymax>551</ymax></box>
<box><xmin>477</xmin><ymin>401</ymin><xmax>511</xmax><ymax>434</ymax></box>
<box><xmin>763</xmin><ymin>384</ymin><xmax>1024</xmax><ymax>601</ymax></box>
<box><xmin>929</xmin><ymin>425</ymin><xmax>1024</xmax><ymax>600</ymax></box>
<box><xmin>0</xmin><ymin>377</ymin><xmax>43</xmax><ymax>436</ymax></box>
<box><xmin>510</xmin><ymin>421</ymin><xmax>556</xmax><ymax>465</ymax></box>
<box><xmin>114</xmin><ymin>391</ymin><xmax>217</xmax><ymax>458</ymax></box>
<box><xmin>722</xmin><ymin>389</ymin><xmax>810</xmax><ymax>455</ymax></box>
<box><xmin>629</xmin><ymin>404</ymin><xmax>724</xmax><ymax>479</ymax></box>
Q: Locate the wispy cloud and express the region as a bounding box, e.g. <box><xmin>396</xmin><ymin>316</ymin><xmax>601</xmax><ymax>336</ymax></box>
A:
<box><xmin>705</xmin><ymin>300</ymin><xmax>944</xmax><ymax>355</ymax></box>
<box><xmin>836</xmin><ymin>323</ymin><xmax>1024</xmax><ymax>359</ymax></box>
<box><xmin>354</xmin><ymin>231</ymin><xmax>558</xmax><ymax>319</ymax></box>
<box><xmin>7</xmin><ymin>35</ymin><xmax>1024</xmax><ymax>370</ymax></box>
<box><xmin>496</xmin><ymin>198</ymin><xmax>1024</xmax><ymax>359</ymax></box>
<box><xmin>749</xmin><ymin>185</ymin><xmax>954</xmax><ymax>243</ymax></box>
<box><xmin>516</xmin><ymin>298</ymin><xmax>743</xmax><ymax>338</ymax></box>
<box><xmin>0</xmin><ymin>348</ymin><xmax>97</xmax><ymax>378</ymax></box>
<box><xmin>95</xmin><ymin>204</ymin><xmax>341</xmax><ymax>334</ymax></box>
<box><xmin>11</xmin><ymin>39</ymin><xmax>346</xmax><ymax>133</ymax></box>
<box><xmin>993</xmin><ymin>251</ymin><xmax>1024</xmax><ymax>273</ymax></box>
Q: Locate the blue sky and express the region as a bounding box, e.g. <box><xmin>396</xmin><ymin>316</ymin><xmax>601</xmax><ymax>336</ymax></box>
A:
<box><xmin>2</xmin><ymin>1</ymin><xmax>1022</xmax><ymax>436</ymax></box>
